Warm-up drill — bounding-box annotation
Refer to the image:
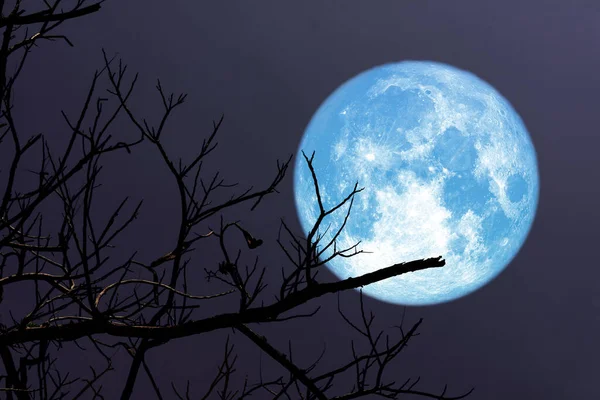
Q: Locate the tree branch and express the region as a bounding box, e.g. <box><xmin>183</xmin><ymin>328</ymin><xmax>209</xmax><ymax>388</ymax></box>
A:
<box><xmin>0</xmin><ymin>257</ymin><xmax>445</xmax><ymax>346</ymax></box>
<box><xmin>236</xmin><ymin>324</ymin><xmax>327</xmax><ymax>400</ymax></box>
<box><xmin>0</xmin><ymin>3</ymin><xmax>103</xmax><ymax>29</ymax></box>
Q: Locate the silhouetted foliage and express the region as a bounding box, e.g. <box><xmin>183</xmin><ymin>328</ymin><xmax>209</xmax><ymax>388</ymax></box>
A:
<box><xmin>0</xmin><ymin>1</ymin><xmax>473</xmax><ymax>399</ymax></box>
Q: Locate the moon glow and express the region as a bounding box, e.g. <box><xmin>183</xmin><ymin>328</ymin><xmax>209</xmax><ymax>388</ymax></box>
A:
<box><xmin>293</xmin><ymin>61</ymin><xmax>539</xmax><ymax>306</ymax></box>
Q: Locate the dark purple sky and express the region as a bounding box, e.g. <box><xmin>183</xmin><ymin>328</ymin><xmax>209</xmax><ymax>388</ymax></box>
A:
<box><xmin>9</xmin><ymin>0</ymin><xmax>600</xmax><ymax>398</ymax></box>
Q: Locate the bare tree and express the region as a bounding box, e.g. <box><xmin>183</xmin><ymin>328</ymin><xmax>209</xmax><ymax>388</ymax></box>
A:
<box><xmin>0</xmin><ymin>2</ymin><xmax>474</xmax><ymax>399</ymax></box>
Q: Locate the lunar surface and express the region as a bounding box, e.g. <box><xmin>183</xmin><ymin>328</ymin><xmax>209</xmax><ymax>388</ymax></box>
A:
<box><xmin>293</xmin><ymin>61</ymin><xmax>539</xmax><ymax>306</ymax></box>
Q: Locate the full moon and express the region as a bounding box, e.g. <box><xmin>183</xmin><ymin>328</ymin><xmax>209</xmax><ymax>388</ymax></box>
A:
<box><xmin>293</xmin><ymin>61</ymin><xmax>539</xmax><ymax>306</ymax></box>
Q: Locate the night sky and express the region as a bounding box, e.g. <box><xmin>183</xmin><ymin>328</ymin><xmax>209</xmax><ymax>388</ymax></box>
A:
<box><xmin>6</xmin><ymin>0</ymin><xmax>600</xmax><ymax>398</ymax></box>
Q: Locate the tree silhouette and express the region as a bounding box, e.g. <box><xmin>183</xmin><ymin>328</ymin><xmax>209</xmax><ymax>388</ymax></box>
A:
<box><xmin>0</xmin><ymin>2</ymin><xmax>474</xmax><ymax>399</ymax></box>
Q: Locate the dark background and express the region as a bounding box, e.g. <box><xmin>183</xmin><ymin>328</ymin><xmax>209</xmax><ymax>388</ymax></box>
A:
<box><xmin>6</xmin><ymin>0</ymin><xmax>600</xmax><ymax>398</ymax></box>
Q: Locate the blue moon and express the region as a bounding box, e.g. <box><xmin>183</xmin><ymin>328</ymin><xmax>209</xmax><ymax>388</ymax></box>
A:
<box><xmin>293</xmin><ymin>61</ymin><xmax>539</xmax><ymax>306</ymax></box>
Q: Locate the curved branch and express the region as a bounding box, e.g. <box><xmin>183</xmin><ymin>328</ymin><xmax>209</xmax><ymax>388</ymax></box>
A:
<box><xmin>0</xmin><ymin>256</ymin><xmax>445</xmax><ymax>345</ymax></box>
<box><xmin>94</xmin><ymin>279</ymin><xmax>234</xmax><ymax>307</ymax></box>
